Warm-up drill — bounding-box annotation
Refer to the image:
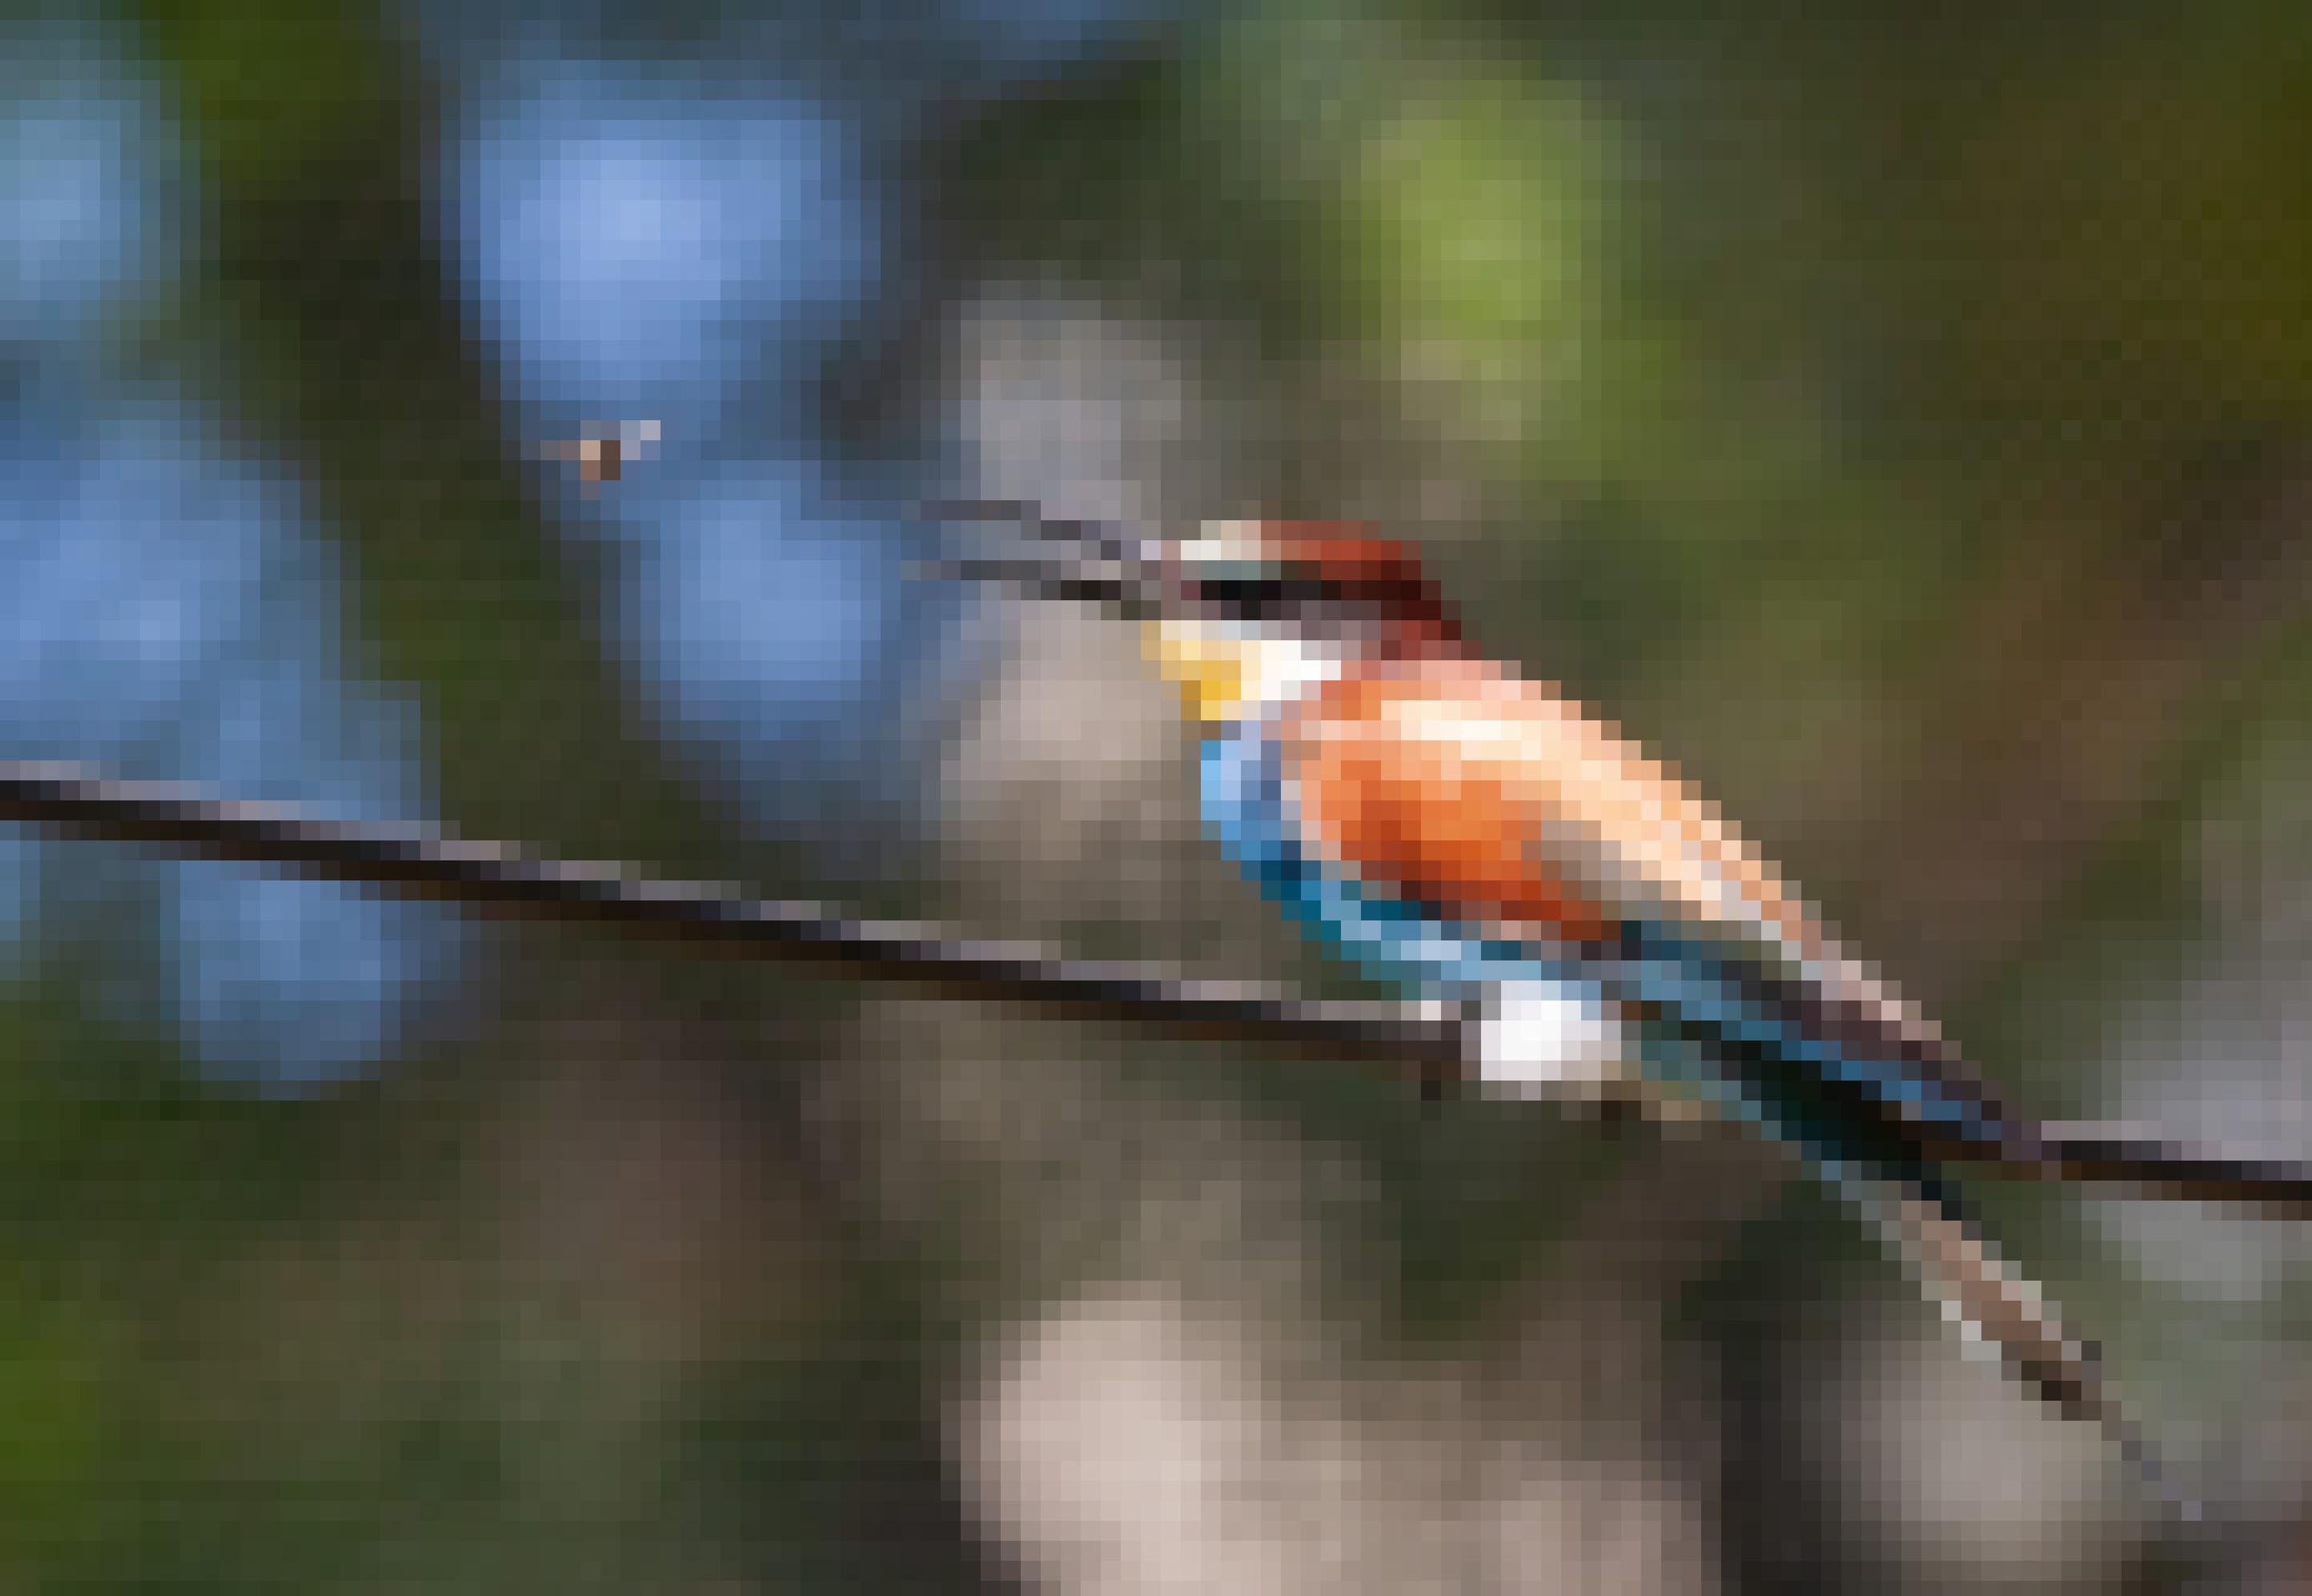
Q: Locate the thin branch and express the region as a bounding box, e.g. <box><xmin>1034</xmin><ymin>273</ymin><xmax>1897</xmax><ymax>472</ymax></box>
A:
<box><xmin>0</xmin><ymin>764</ymin><xmax>1453</xmax><ymax>1072</ymax></box>
<box><xmin>4</xmin><ymin>761</ymin><xmax>2309</xmax><ymax>1214</ymax></box>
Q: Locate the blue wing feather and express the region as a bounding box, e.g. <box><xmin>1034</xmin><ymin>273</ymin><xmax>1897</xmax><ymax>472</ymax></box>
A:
<box><xmin>1203</xmin><ymin>720</ymin><xmax>2023</xmax><ymax>1174</ymax></box>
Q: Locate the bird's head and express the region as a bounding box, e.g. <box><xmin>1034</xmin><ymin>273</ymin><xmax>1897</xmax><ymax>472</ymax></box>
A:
<box><xmin>932</xmin><ymin>505</ymin><xmax>1462</xmax><ymax>728</ymax></box>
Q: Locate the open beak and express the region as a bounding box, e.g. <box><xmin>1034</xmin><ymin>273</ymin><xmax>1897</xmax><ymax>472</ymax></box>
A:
<box><xmin>917</xmin><ymin>500</ymin><xmax>1171</xmax><ymax>617</ymax></box>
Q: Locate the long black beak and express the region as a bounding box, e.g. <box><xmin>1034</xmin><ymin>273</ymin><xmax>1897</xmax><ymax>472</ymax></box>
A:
<box><xmin>917</xmin><ymin>499</ymin><xmax>1170</xmax><ymax>617</ymax></box>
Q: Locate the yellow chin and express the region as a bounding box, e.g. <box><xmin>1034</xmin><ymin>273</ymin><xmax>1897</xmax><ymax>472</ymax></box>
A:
<box><xmin>1142</xmin><ymin>624</ymin><xmax>1249</xmax><ymax>724</ymax></box>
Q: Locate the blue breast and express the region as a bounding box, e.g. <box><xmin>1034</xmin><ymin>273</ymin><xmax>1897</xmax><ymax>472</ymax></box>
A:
<box><xmin>1199</xmin><ymin>717</ymin><xmax>1576</xmax><ymax>993</ymax></box>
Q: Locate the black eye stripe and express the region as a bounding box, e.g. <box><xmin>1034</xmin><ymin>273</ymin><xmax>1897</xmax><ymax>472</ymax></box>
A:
<box><xmin>1191</xmin><ymin>575</ymin><xmax>1331</xmax><ymax>616</ymax></box>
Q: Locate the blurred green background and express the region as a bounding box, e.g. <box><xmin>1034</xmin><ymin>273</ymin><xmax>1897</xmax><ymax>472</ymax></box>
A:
<box><xmin>2</xmin><ymin>2</ymin><xmax>2310</xmax><ymax>1591</ymax></box>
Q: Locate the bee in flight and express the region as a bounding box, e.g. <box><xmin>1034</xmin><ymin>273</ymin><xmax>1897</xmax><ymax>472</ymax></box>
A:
<box><xmin>534</xmin><ymin>419</ymin><xmax>660</xmax><ymax>489</ymax></box>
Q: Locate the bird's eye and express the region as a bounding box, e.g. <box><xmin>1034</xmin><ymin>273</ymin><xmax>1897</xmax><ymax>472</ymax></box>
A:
<box><xmin>1193</xmin><ymin>574</ymin><xmax>1327</xmax><ymax>620</ymax></box>
<box><xmin>1194</xmin><ymin>576</ymin><xmax>1282</xmax><ymax>618</ymax></box>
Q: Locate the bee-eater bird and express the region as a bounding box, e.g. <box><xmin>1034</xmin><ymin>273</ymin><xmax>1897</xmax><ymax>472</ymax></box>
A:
<box><xmin>937</xmin><ymin>505</ymin><xmax>2181</xmax><ymax>1486</ymax></box>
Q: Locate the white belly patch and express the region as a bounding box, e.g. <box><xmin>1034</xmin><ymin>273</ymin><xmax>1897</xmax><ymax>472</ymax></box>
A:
<box><xmin>1472</xmin><ymin>978</ymin><xmax>1637</xmax><ymax>1101</ymax></box>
